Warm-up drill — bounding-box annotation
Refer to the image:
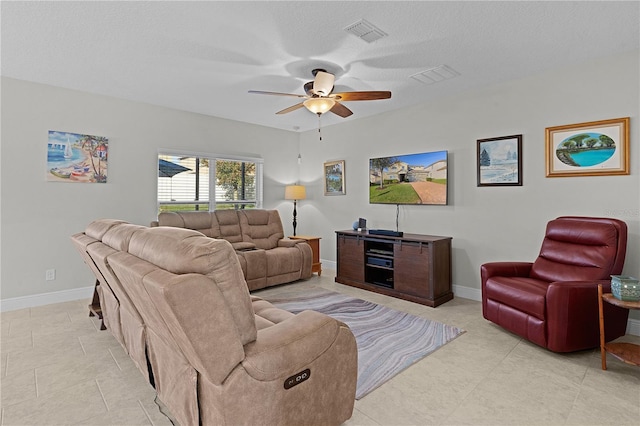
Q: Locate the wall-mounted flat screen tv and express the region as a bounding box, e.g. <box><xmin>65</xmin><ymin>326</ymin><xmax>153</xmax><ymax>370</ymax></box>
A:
<box><xmin>369</xmin><ymin>150</ymin><xmax>448</xmax><ymax>205</ymax></box>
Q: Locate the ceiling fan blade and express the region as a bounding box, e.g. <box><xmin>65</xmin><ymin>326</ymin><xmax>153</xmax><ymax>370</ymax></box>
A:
<box><xmin>330</xmin><ymin>102</ymin><xmax>353</xmax><ymax>118</ymax></box>
<box><xmin>332</xmin><ymin>91</ymin><xmax>392</xmax><ymax>101</ymax></box>
<box><xmin>313</xmin><ymin>71</ymin><xmax>335</xmax><ymax>96</ymax></box>
<box><xmin>248</xmin><ymin>90</ymin><xmax>306</xmax><ymax>98</ymax></box>
<box><xmin>276</xmin><ymin>102</ymin><xmax>305</xmax><ymax>115</ymax></box>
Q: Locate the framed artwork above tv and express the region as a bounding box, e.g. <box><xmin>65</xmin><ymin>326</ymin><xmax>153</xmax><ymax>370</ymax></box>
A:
<box><xmin>369</xmin><ymin>150</ymin><xmax>448</xmax><ymax>205</ymax></box>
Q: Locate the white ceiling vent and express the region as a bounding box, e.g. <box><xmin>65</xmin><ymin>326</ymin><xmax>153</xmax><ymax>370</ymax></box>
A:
<box><xmin>410</xmin><ymin>65</ymin><xmax>460</xmax><ymax>85</ymax></box>
<box><xmin>344</xmin><ymin>19</ymin><xmax>387</xmax><ymax>43</ymax></box>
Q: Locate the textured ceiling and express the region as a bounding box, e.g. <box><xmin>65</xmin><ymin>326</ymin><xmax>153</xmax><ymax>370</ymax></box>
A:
<box><xmin>2</xmin><ymin>1</ymin><xmax>638</xmax><ymax>132</ymax></box>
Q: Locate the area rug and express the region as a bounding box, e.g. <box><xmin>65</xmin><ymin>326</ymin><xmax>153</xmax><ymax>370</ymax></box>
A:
<box><xmin>265</xmin><ymin>287</ymin><xmax>465</xmax><ymax>399</ymax></box>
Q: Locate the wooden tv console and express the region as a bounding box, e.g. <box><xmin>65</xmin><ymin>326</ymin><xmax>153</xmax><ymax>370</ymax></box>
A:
<box><xmin>335</xmin><ymin>230</ymin><xmax>453</xmax><ymax>307</ymax></box>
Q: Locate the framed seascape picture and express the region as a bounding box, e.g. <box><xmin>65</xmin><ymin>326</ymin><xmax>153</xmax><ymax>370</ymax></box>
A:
<box><xmin>324</xmin><ymin>160</ymin><xmax>346</xmax><ymax>195</ymax></box>
<box><xmin>545</xmin><ymin>117</ymin><xmax>629</xmax><ymax>177</ymax></box>
<box><xmin>47</xmin><ymin>130</ymin><xmax>108</xmax><ymax>183</ymax></box>
<box><xmin>477</xmin><ymin>134</ymin><xmax>523</xmax><ymax>186</ymax></box>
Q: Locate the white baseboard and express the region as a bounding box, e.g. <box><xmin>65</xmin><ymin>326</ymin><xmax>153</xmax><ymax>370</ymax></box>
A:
<box><xmin>453</xmin><ymin>284</ymin><xmax>482</xmax><ymax>301</ymax></box>
<box><xmin>1</xmin><ymin>286</ymin><xmax>94</xmax><ymax>312</ymax></box>
<box><xmin>322</xmin><ymin>260</ymin><xmax>336</xmax><ymax>271</ymax></box>
<box><xmin>627</xmin><ymin>318</ymin><xmax>640</xmax><ymax>336</ymax></box>
<box><xmin>4</xmin><ymin>281</ymin><xmax>638</xmax><ymax>337</ymax></box>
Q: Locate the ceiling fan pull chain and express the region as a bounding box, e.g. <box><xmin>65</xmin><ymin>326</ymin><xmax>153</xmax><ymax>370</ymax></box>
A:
<box><xmin>318</xmin><ymin>113</ymin><xmax>323</xmax><ymax>141</ymax></box>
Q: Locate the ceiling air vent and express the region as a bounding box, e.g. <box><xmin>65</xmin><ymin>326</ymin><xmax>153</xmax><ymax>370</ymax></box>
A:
<box><xmin>410</xmin><ymin>65</ymin><xmax>460</xmax><ymax>85</ymax></box>
<box><xmin>344</xmin><ymin>19</ymin><xmax>387</xmax><ymax>43</ymax></box>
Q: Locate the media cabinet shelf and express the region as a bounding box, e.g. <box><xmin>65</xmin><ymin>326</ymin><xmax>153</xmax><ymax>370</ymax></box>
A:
<box><xmin>335</xmin><ymin>230</ymin><xmax>453</xmax><ymax>307</ymax></box>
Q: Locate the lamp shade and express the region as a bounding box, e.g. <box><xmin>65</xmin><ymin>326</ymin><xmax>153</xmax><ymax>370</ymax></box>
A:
<box><xmin>303</xmin><ymin>97</ymin><xmax>335</xmax><ymax>114</ymax></box>
<box><xmin>284</xmin><ymin>185</ymin><xmax>306</xmax><ymax>200</ymax></box>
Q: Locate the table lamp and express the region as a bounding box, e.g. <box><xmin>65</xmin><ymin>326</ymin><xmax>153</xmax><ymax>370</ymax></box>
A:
<box><xmin>284</xmin><ymin>185</ymin><xmax>306</xmax><ymax>236</ymax></box>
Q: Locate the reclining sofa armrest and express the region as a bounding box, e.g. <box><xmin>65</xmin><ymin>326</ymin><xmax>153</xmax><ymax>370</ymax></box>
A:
<box><xmin>481</xmin><ymin>262</ymin><xmax>533</xmax><ymax>285</ymax></box>
<box><xmin>232</xmin><ymin>241</ymin><xmax>257</xmax><ymax>251</ymax></box>
<box><xmin>242</xmin><ymin>310</ymin><xmax>345</xmax><ymax>381</ymax></box>
<box><xmin>277</xmin><ymin>238</ymin><xmax>305</xmax><ymax>248</ymax></box>
<box><xmin>546</xmin><ymin>280</ymin><xmax>629</xmax><ymax>352</ymax></box>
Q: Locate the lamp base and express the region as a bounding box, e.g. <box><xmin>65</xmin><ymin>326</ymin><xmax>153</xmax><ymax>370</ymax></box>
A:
<box><xmin>292</xmin><ymin>199</ymin><xmax>298</xmax><ymax>236</ymax></box>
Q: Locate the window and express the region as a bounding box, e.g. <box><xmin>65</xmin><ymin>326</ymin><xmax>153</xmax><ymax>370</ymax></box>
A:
<box><xmin>158</xmin><ymin>151</ymin><xmax>263</xmax><ymax>213</ymax></box>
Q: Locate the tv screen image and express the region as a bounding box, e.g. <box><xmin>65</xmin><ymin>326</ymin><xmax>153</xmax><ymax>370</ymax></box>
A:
<box><xmin>369</xmin><ymin>150</ymin><xmax>448</xmax><ymax>205</ymax></box>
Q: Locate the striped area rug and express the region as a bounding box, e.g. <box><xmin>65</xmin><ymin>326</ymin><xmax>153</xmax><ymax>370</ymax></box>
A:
<box><xmin>266</xmin><ymin>287</ymin><xmax>465</xmax><ymax>399</ymax></box>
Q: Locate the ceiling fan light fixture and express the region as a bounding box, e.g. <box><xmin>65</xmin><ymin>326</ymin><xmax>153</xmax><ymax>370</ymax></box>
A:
<box><xmin>312</xmin><ymin>70</ymin><xmax>335</xmax><ymax>96</ymax></box>
<box><xmin>303</xmin><ymin>97</ymin><xmax>335</xmax><ymax>114</ymax></box>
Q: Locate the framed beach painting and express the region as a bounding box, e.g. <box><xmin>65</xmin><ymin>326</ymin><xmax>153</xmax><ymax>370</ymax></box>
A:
<box><xmin>477</xmin><ymin>134</ymin><xmax>523</xmax><ymax>186</ymax></box>
<box><xmin>47</xmin><ymin>131</ymin><xmax>108</xmax><ymax>183</ymax></box>
<box><xmin>545</xmin><ymin>117</ymin><xmax>629</xmax><ymax>177</ymax></box>
<box><xmin>324</xmin><ymin>160</ymin><xmax>346</xmax><ymax>195</ymax></box>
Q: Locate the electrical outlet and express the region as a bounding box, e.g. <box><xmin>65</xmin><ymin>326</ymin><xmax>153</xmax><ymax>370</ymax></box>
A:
<box><xmin>45</xmin><ymin>269</ymin><xmax>56</xmax><ymax>281</ymax></box>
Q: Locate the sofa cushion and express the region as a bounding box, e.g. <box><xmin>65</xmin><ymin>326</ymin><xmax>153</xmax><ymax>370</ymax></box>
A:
<box><xmin>556</xmin><ymin>216</ymin><xmax>627</xmax><ymax>274</ymax></box>
<box><xmin>157</xmin><ymin>212</ymin><xmax>221</xmax><ymax>238</ymax></box>
<box><xmin>236</xmin><ymin>249</ymin><xmax>267</xmax><ymax>282</ymax></box>
<box><xmin>85</xmin><ymin>219</ymin><xmax>127</xmax><ymax>240</ymax></box>
<box><xmin>102</xmin><ymin>223</ymin><xmax>147</xmax><ymax>251</ymax></box>
<box><xmin>127</xmin><ymin>227</ymin><xmax>257</xmax><ymax>345</ymax></box>
<box><xmin>484</xmin><ymin>276</ymin><xmax>548</xmax><ymax>320</ymax></box>
<box><xmin>143</xmin><ymin>270</ymin><xmax>245</xmax><ymax>385</ymax></box>
<box><xmin>252</xmin><ymin>298</ymin><xmax>294</xmax><ymax>326</ymax></box>
<box><xmin>215</xmin><ymin>210</ymin><xmax>243</xmax><ymax>243</ymax></box>
<box><xmin>239</xmin><ymin>210</ymin><xmax>284</xmax><ymax>250</ymax></box>
<box><xmin>266</xmin><ymin>246</ymin><xmax>302</xmax><ymax>275</ymax></box>
<box><xmin>531</xmin><ymin>219</ymin><xmax>619</xmax><ymax>283</ymax></box>
<box><xmin>484</xmin><ymin>298</ymin><xmax>547</xmax><ymax>348</ymax></box>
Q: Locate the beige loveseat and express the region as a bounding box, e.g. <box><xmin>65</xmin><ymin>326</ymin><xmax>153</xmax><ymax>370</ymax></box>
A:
<box><xmin>71</xmin><ymin>220</ymin><xmax>357</xmax><ymax>426</ymax></box>
<box><xmin>151</xmin><ymin>210</ymin><xmax>312</xmax><ymax>291</ymax></box>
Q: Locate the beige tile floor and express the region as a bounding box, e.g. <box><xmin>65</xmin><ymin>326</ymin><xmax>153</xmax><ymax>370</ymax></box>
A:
<box><xmin>2</xmin><ymin>270</ymin><xmax>639</xmax><ymax>425</ymax></box>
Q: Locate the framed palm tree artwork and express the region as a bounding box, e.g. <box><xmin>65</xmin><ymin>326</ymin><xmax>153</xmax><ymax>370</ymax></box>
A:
<box><xmin>545</xmin><ymin>117</ymin><xmax>629</xmax><ymax>177</ymax></box>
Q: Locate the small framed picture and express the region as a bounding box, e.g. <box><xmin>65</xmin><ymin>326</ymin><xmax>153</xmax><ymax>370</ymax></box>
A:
<box><xmin>545</xmin><ymin>117</ymin><xmax>629</xmax><ymax>177</ymax></box>
<box><xmin>47</xmin><ymin>130</ymin><xmax>109</xmax><ymax>183</ymax></box>
<box><xmin>477</xmin><ymin>134</ymin><xmax>523</xmax><ymax>186</ymax></box>
<box><xmin>324</xmin><ymin>160</ymin><xmax>346</xmax><ymax>195</ymax></box>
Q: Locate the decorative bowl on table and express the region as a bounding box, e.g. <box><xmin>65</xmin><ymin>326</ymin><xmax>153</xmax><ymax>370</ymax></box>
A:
<box><xmin>610</xmin><ymin>275</ymin><xmax>640</xmax><ymax>302</ymax></box>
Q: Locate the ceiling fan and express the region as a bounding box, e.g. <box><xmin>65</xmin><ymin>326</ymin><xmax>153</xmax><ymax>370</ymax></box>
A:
<box><xmin>248</xmin><ymin>69</ymin><xmax>392</xmax><ymax>118</ymax></box>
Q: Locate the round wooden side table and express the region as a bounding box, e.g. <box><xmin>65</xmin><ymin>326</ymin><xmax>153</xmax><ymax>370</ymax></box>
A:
<box><xmin>598</xmin><ymin>284</ymin><xmax>640</xmax><ymax>370</ymax></box>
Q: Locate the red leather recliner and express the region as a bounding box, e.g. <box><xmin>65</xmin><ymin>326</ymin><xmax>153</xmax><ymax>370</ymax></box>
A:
<box><xmin>481</xmin><ymin>216</ymin><xmax>629</xmax><ymax>352</ymax></box>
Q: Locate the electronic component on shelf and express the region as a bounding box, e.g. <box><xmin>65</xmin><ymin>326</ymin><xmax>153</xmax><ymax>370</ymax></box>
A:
<box><xmin>367</xmin><ymin>257</ymin><xmax>393</xmax><ymax>268</ymax></box>
<box><xmin>369</xmin><ymin>229</ymin><xmax>403</xmax><ymax>237</ymax></box>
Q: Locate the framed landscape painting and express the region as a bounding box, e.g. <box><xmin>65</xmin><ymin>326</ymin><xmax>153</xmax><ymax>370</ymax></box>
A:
<box><xmin>47</xmin><ymin>130</ymin><xmax>108</xmax><ymax>183</ymax></box>
<box><xmin>324</xmin><ymin>160</ymin><xmax>346</xmax><ymax>195</ymax></box>
<box><xmin>545</xmin><ymin>117</ymin><xmax>629</xmax><ymax>177</ymax></box>
<box><xmin>477</xmin><ymin>134</ymin><xmax>523</xmax><ymax>186</ymax></box>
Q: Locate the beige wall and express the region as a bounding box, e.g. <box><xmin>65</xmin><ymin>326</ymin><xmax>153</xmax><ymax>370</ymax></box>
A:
<box><xmin>0</xmin><ymin>78</ymin><xmax>299</xmax><ymax>301</ymax></box>
<box><xmin>297</xmin><ymin>50</ymin><xmax>639</xmax><ymax>310</ymax></box>
<box><xmin>2</xmin><ymin>51</ymin><xmax>638</xmax><ymax>325</ymax></box>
